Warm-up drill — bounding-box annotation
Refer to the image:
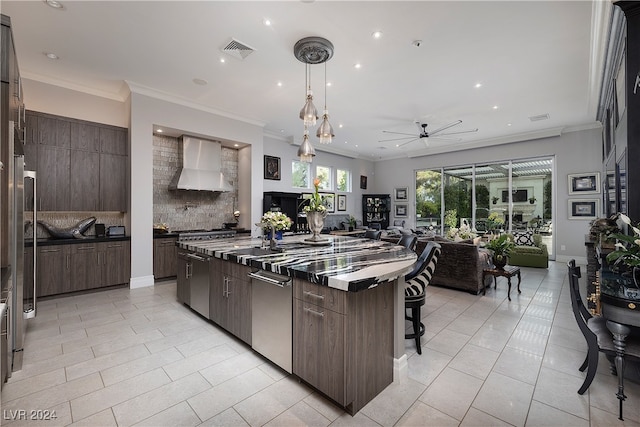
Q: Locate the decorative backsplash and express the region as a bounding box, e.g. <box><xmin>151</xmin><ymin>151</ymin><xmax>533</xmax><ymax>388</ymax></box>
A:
<box><xmin>153</xmin><ymin>134</ymin><xmax>238</xmax><ymax>232</ymax></box>
<box><xmin>24</xmin><ymin>212</ymin><xmax>125</xmax><ymax>239</ymax></box>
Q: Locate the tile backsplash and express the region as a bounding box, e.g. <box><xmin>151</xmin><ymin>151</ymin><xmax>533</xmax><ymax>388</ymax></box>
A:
<box><xmin>153</xmin><ymin>134</ymin><xmax>238</xmax><ymax>231</ymax></box>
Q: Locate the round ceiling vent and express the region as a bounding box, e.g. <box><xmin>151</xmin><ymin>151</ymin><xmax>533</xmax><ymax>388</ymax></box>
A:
<box><xmin>294</xmin><ymin>37</ymin><xmax>334</xmax><ymax>64</ymax></box>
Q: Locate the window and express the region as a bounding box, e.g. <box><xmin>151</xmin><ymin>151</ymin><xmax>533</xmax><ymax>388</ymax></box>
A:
<box><xmin>336</xmin><ymin>169</ymin><xmax>351</xmax><ymax>192</ymax></box>
<box><xmin>292</xmin><ymin>161</ymin><xmax>310</xmax><ymax>188</ymax></box>
<box><xmin>315</xmin><ymin>165</ymin><xmax>332</xmax><ymax>190</ymax></box>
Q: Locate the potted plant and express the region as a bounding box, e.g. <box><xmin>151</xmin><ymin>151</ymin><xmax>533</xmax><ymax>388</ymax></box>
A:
<box><xmin>260</xmin><ymin>211</ymin><xmax>292</xmax><ymax>240</ymax></box>
<box><xmin>485</xmin><ymin>234</ymin><xmax>514</xmax><ymax>270</ymax></box>
<box><xmin>302</xmin><ymin>178</ymin><xmax>328</xmax><ymax>241</ymax></box>
<box><xmin>486</xmin><ymin>212</ymin><xmax>504</xmax><ymax>233</ymax></box>
<box><xmin>492</xmin><ymin>196</ymin><xmax>499</xmax><ymax>205</ymax></box>
<box><xmin>529</xmin><ymin>196</ymin><xmax>536</xmax><ymax>204</ymax></box>
<box><xmin>606</xmin><ymin>213</ymin><xmax>640</xmax><ymax>285</ymax></box>
<box><xmin>348</xmin><ymin>215</ymin><xmax>357</xmax><ymax>231</ymax></box>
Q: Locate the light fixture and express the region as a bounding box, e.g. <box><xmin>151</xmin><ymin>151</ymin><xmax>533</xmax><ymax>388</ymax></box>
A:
<box><xmin>294</xmin><ymin>36</ymin><xmax>335</xmax><ymax>160</ymax></box>
<box><xmin>43</xmin><ymin>52</ymin><xmax>59</xmax><ymax>60</ymax></box>
<box><xmin>316</xmin><ymin>62</ymin><xmax>334</xmax><ymax>144</ymax></box>
<box><xmin>297</xmin><ymin>129</ymin><xmax>316</xmax><ymax>163</ymax></box>
<box><xmin>44</xmin><ymin>0</ymin><xmax>64</xmax><ymax>10</ymax></box>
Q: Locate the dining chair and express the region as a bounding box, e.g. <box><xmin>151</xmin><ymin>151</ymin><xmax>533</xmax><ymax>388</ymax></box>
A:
<box><xmin>364</xmin><ymin>229</ymin><xmax>382</xmax><ymax>240</ymax></box>
<box><xmin>567</xmin><ymin>260</ymin><xmax>640</xmax><ymax>401</ymax></box>
<box><xmin>405</xmin><ymin>241</ymin><xmax>441</xmax><ymax>355</ymax></box>
<box><xmin>397</xmin><ymin>234</ymin><xmax>417</xmax><ymax>251</ymax></box>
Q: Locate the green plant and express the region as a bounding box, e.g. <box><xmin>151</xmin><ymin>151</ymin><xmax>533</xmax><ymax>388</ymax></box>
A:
<box><xmin>492</xmin><ymin>196</ymin><xmax>499</xmax><ymax>204</ymax></box>
<box><xmin>444</xmin><ymin>209</ymin><xmax>457</xmax><ymax>228</ymax></box>
<box><xmin>529</xmin><ymin>196</ymin><xmax>536</xmax><ymax>203</ymax></box>
<box><xmin>348</xmin><ymin>215</ymin><xmax>357</xmax><ymax>228</ymax></box>
<box><xmin>486</xmin><ymin>212</ymin><xmax>504</xmax><ymax>230</ymax></box>
<box><xmin>606</xmin><ymin>213</ymin><xmax>640</xmax><ymax>269</ymax></box>
<box><xmin>302</xmin><ymin>177</ymin><xmax>328</xmax><ymax>213</ymax></box>
<box><xmin>485</xmin><ymin>234</ymin><xmax>514</xmax><ymax>259</ymax></box>
<box><xmin>260</xmin><ymin>211</ymin><xmax>292</xmax><ymax>231</ymax></box>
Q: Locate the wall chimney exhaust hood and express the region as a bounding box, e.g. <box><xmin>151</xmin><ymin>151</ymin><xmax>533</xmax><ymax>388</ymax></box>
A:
<box><xmin>169</xmin><ymin>135</ymin><xmax>233</xmax><ymax>192</ymax></box>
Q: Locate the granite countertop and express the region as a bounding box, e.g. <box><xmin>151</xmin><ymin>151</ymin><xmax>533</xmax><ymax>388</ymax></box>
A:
<box><xmin>177</xmin><ymin>235</ymin><xmax>417</xmax><ymax>292</ymax></box>
<box><xmin>25</xmin><ymin>235</ymin><xmax>131</xmax><ymax>247</ymax></box>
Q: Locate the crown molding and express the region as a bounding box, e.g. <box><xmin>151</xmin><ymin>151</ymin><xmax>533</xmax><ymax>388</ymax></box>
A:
<box><xmin>22</xmin><ymin>72</ymin><xmax>126</xmax><ymax>102</ymax></box>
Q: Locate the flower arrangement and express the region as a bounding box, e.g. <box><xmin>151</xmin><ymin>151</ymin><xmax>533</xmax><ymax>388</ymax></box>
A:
<box><xmin>260</xmin><ymin>211</ymin><xmax>292</xmax><ymax>231</ymax></box>
<box><xmin>486</xmin><ymin>212</ymin><xmax>505</xmax><ymax>231</ymax></box>
<box><xmin>606</xmin><ymin>213</ymin><xmax>640</xmax><ymax>269</ymax></box>
<box><xmin>446</xmin><ymin>223</ymin><xmax>477</xmax><ymax>240</ymax></box>
<box><xmin>303</xmin><ymin>178</ymin><xmax>328</xmax><ymax>213</ymax></box>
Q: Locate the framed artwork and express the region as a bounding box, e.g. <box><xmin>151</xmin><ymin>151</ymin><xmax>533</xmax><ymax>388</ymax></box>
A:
<box><xmin>395</xmin><ymin>204</ymin><xmax>408</xmax><ymax>218</ymax></box>
<box><xmin>337</xmin><ymin>194</ymin><xmax>347</xmax><ymax>211</ymax></box>
<box><xmin>568</xmin><ymin>172</ymin><xmax>600</xmax><ymax>195</ymax></box>
<box><xmin>323</xmin><ymin>193</ymin><xmax>335</xmax><ymax>213</ymax></box>
<box><xmin>394</xmin><ymin>187</ymin><xmax>408</xmax><ymax>201</ymax></box>
<box><xmin>264</xmin><ymin>155</ymin><xmax>281</xmax><ymax>180</ymax></box>
<box><xmin>568</xmin><ymin>199</ymin><xmax>599</xmax><ymax>220</ymax></box>
<box><xmin>360</xmin><ymin>175</ymin><xmax>367</xmax><ymax>190</ymax></box>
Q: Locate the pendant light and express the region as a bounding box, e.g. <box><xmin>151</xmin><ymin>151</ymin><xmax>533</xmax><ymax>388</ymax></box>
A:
<box><xmin>299</xmin><ymin>64</ymin><xmax>318</xmax><ymax>127</ymax></box>
<box><xmin>316</xmin><ymin>62</ymin><xmax>334</xmax><ymax>144</ymax></box>
<box><xmin>297</xmin><ymin>128</ymin><xmax>316</xmax><ymax>163</ymax></box>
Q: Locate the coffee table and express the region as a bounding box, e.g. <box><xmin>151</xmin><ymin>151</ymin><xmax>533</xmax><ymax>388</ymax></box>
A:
<box><xmin>482</xmin><ymin>265</ymin><xmax>521</xmax><ymax>301</ymax></box>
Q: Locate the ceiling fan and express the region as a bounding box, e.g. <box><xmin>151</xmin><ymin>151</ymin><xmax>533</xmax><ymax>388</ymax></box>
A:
<box><xmin>379</xmin><ymin>120</ymin><xmax>478</xmax><ymax>147</ymax></box>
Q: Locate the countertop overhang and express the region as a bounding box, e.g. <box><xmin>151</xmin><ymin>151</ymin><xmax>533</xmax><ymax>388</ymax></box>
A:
<box><xmin>177</xmin><ymin>235</ymin><xmax>416</xmax><ymax>292</ymax></box>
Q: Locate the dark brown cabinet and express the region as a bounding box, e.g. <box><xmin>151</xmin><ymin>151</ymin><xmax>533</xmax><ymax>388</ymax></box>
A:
<box><xmin>207</xmin><ymin>259</ymin><xmax>252</xmax><ymax>345</ymax></box>
<box><xmin>24</xmin><ymin>110</ymin><xmax>128</xmax><ymax>212</ymax></box>
<box><xmin>153</xmin><ymin>237</ymin><xmax>177</xmax><ymax>279</ymax></box>
<box><xmin>293</xmin><ymin>278</ymin><xmax>394</xmax><ymax>414</ymax></box>
<box><xmin>176</xmin><ymin>250</ymin><xmax>191</xmax><ymax>305</ymax></box>
<box><xmin>69</xmin><ymin>243</ymin><xmax>100</xmax><ymax>292</ymax></box>
<box><xmin>37</xmin><ymin>246</ymin><xmax>70</xmax><ymax>297</ymax></box>
<box><xmin>99</xmin><ymin>241</ymin><xmax>130</xmax><ymax>286</ymax></box>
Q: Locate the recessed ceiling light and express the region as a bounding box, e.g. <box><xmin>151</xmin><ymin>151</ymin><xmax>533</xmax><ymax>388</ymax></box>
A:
<box><xmin>354</xmin><ymin>63</ymin><xmax>361</xmax><ymax>69</ymax></box>
<box><xmin>344</xmin><ymin>141</ymin><xmax>348</xmax><ymax>144</ymax></box>
<box><xmin>156</xmin><ymin>129</ymin><xmax>163</xmax><ymax>133</ymax></box>
<box><xmin>220</xmin><ymin>58</ymin><xmax>226</xmax><ymax>63</ymax></box>
<box><xmin>277</xmin><ymin>81</ymin><xmax>282</xmax><ymax>87</ymax></box>
<box><xmin>372</xmin><ymin>31</ymin><xmax>383</xmax><ymax>39</ymax></box>
<box><xmin>263</xmin><ymin>18</ymin><xmax>272</xmax><ymax>26</ymax></box>
<box><xmin>338</xmin><ymin>124</ymin><xmax>343</xmax><ymax>128</ymax></box>
<box><xmin>280</xmin><ymin>129</ymin><xmax>284</xmax><ymax>133</ymax></box>
<box><xmin>474</xmin><ymin>83</ymin><xmax>482</xmax><ymax>88</ymax></box>
<box><xmin>43</xmin><ymin>52</ymin><xmax>59</xmax><ymax>60</ymax></box>
<box><xmin>44</xmin><ymin>0</ymin><xmax>64</xmax><ymax>10</ymax></box>
<box><xmin>492</xmin><ymin>105</ymin><xmax>499</xmax><ymax>110</ymax></box>
<box><xmin>193</xmin><ymin>78</ymin><xmax>208</xmax><ymax>86</ymax></box>
<box><xmin>234</xmin><ymin>143</ymin><xmax>239</xmax><ymax>147</ymax></box>
<box><xmin>326</xmin><ymin>82</ymin><xmax>332</xmax><ymax>87</ymax></box>
<box><xmin>507</xmin><ymin>123</ymin><xmax>512</xmax><ymax>127</ymax></box>
<box><xmin>355</xmin><ymin>144</ymin><xmax>358</xmax><ymax>148</ymax></box>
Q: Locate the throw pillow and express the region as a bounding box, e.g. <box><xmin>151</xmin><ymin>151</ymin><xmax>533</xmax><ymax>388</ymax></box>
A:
<box><xmin>513</xmin><ymin>231</ymin><xmax>535</xmax><ymax>246</ymax></box>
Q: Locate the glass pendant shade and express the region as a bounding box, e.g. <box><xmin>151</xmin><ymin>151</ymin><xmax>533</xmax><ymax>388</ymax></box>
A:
<box><xmin>316</xmin><ymin>110</ymin><xmax>334</xmax><ymax>144</ymax></box>
<box><xmin>297</xmin><ymin>133</ymin><xmax>316</xmax><ymax>163</ymax></box>
<box><xmin>299</xmin><ymin>90</ymin><xmax>318</xmax><ymax>126</ymax></box>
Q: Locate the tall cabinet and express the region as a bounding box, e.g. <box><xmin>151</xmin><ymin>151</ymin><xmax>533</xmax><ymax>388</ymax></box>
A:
<box><xmin>362</xmin><ymin>194</ymin><xmax>390</xmax><ymax>229</ymax></box>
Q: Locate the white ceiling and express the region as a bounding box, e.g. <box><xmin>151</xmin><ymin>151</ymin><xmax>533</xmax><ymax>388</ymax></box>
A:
<box><xmin>2</xmin><ymin>0</ymin><xmax>608</xmax><ymax>160</ymax></box>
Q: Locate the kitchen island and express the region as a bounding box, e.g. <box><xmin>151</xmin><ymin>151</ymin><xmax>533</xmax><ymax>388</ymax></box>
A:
<box><xmin>176</xmin><ymin>235</ymin><xmax>416</xmax><ymax>415</ymax></box>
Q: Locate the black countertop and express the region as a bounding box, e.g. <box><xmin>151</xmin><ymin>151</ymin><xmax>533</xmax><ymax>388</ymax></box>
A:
<box><xmin>177</xmin><ymin>235</ymin><xmax>416</xmax><ymax>292</ymax></box>
<box><xmin>25</xmin><ymin>235</ymin><xmax>131</xmax><ymax>247</ymax></box>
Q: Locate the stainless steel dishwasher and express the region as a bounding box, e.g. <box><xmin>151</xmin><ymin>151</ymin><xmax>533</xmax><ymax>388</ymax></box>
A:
<box><xmin>249</xmin><ymin>270</ymin><xmax>293</xmax><ymax>373</ymax></box>
<box><xmin>187</xmin><ymin>252</ymin><xmax>211</xmax><ymax>318</ymax></box>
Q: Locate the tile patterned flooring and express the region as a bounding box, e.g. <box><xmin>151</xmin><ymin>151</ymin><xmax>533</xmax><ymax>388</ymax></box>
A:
<box><xmin>1</xmin><ymin>261</ymin><xmax>638</xmax><ymax>426</ymax></box>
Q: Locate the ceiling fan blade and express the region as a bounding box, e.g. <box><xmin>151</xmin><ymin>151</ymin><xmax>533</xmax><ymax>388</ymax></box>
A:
<box><xmin>382</xmin><ymin>130</ymin><xmax>419</xmax><ymax>136</ymax></box>
<box><xmin>427</xmin><ymin>120</ymin><xmax>463</xmax><ymax>136</ymax></box>
<box><xmin>379</xmin><ymin>136</ymin><xmax>421</xmax><ymax>142</ymax></box>
<box><xmin>397</xmin><ymin>138</ymin><xmax>420</xmax><ymax>147</ymax></box>
<box><xmin>435</xmin><ymin>128</ymin><xmax>478</xmax><ymax>136</ymax></box>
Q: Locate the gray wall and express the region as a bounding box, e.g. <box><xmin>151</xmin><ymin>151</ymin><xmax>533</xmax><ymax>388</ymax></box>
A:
<box><xmin>373</xmin><ymin>127</ymin><xmax>602</xmax><ymax>263</ymax></box>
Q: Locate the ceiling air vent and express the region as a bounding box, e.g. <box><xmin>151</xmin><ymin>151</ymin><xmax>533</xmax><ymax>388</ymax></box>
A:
<box><xmin>221</xmin><ymin>38</ymin><xmax>255</xmax><ymax>60</ymax></box>
<box><xmin>529</xmin><ymin>113</ymin><xmax>550</xmax><ymax>122</ymax></box>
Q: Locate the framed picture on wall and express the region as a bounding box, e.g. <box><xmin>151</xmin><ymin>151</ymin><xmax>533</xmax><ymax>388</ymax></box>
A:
<box><xmin>395</xmin><ymin>204</ymin><xmax>407</xmax><ymax>218</ymax></box>
<box><xmin>568</xmin><ymin>199</ymin><xmax>599</xmax><ymax>220</ymax></box>
<box><xmin>264</xmin><ymin>155</ymin><xmax>281</xmax><ymax>180</ymax></box>
<box><xmin>360</xmin><ymin>175</ymin><xmax>367</xmax><ymax>190</ymax></box>
<box><xmin>394</xmin><ymin>187</ymin><xmax>408</xmax><ymax>201</ymax></box>
<box><xmin>568</xmin><ymin>172</ymin><xmax>600</xmax><ymax>195</ymax></box>
<box><xmin>337</xmin><ymin>195</ymin><xmax>346</xmax><ymax>211</ymax></box>
<box><xmin>323</xmin><ymin>193</ymin><xmax>335</xmax><ymax>213</ymax></box>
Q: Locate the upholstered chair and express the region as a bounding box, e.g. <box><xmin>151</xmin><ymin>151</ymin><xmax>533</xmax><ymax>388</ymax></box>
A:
<box><xmin>364</xmin><ymin>229</ymin><xmax>382</xmax><ymax>240</ymax></box>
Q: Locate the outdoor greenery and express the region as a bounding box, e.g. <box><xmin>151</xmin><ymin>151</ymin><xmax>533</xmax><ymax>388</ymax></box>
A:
<box><xmin>292</xmin><ymin>161</ymin><xmax>309</xmax><ymax>188</ymax></box>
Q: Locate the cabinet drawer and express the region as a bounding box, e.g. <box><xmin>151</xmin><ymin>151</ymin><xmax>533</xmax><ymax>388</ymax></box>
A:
<box><xmin>294</xmin><ymin>278</ymin><xmax>346</xmax><ymax>314</ymax></box>
<box><xmin>222</xmin><ymin>261</ymin><xmax>250</xmax><ymax>279</ymax></box>
<box><xmin>70</xmin><ymin>243</ymin><xmax>98</xmax><ymax>254</ymax></box>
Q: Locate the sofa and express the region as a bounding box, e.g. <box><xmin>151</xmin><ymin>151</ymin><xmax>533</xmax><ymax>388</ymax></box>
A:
<box><xmin>383</xmin><ymin>234</ymin><xmax>493</xmax><ymax>294</ymax></box>
<box><xmin>506</xmin><ymin>232</ymin><xmax>549</xmax><ymax>268</ymax></box>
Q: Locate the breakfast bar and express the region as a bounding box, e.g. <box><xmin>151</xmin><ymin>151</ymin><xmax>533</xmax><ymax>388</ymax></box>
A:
<box><xmin>176</xmin><ymin>235</ymin><xmax>416</xmax><ymax>414</ymax></box>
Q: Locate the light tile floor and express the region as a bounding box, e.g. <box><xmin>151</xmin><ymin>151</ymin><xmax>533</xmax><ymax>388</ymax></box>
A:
<box><xmin>2</xmin><ymin>261</ymin><xmax>638</xmax><ymax>426</ymax></box>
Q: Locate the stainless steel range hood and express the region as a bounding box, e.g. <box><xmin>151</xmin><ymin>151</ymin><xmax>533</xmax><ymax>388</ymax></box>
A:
<box><xmin>169</xmin><ymin>135</ymin><xmax>233</xmax><ymax>192</ymax></box>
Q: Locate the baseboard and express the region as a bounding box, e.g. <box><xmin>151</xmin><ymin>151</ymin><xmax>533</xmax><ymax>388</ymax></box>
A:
<box><xmin>129</xmin><ymin>275</ymin><xmax>155</xmax><ymax>289</ymax></box>
<box><xmin>393</xmin><ymin>354</ymin><xmax>408</xmax><ymax>381</ymax></box>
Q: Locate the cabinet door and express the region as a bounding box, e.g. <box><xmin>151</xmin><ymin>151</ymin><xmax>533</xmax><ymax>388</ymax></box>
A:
<box><xmin>37</xmin><ymin>246</ymin><xmax>69</xmax><ymax>297</ymax></box>
<box><xmin>100</xmin><ymin>127</ymin><xmax>127</xmax><ymax>155</ymax></box>
<box><xmin>37</xmin><ymin>145</ymin><xmax>70</xmax><ymax>211</ymax></box>
<box><xmin>69</xmin><ymin>244</ymin><xmax>100</xmax><ymax>292</ymax></box>
<box><xmin>293</xmin><ymin>298</ymin><xmax>345</xmax><ymax>405</ymax></box>
<box><xmin>70</xmin><ymin>150</ymin><xmax>100</xmax><ymax>211</ymax></box>
<box><xmin>154</xmin><ymin>238</ymin><xmax>177</xmax><ymax>279</ymax></box>
<box><xmin>209</xmin><ymin>258</ymin><xmax>227</xmax><ymax>326</ymax></box>
<box><xmin>70</xmin><ymin>122</ymin><xmax>100</xmax><ymax>152</ymax></box>
<box><xmin>100</xmin><ymin>153</ymin><xmax>127</xmax><ymax>211</ymax></box>
<box><xmin>38</xmin><ymin>116</ymin><xmax>70</xmax><ymax>148</ymax></box>
<box><xmin>225</xmin><ymin>263</ymin><xmax>252</xmax><ymax>345</ymax></box>
<box><xmin>100</xmin><ymin>241</ymin><xmax>130</xmax><ymax>286</ymax></box>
